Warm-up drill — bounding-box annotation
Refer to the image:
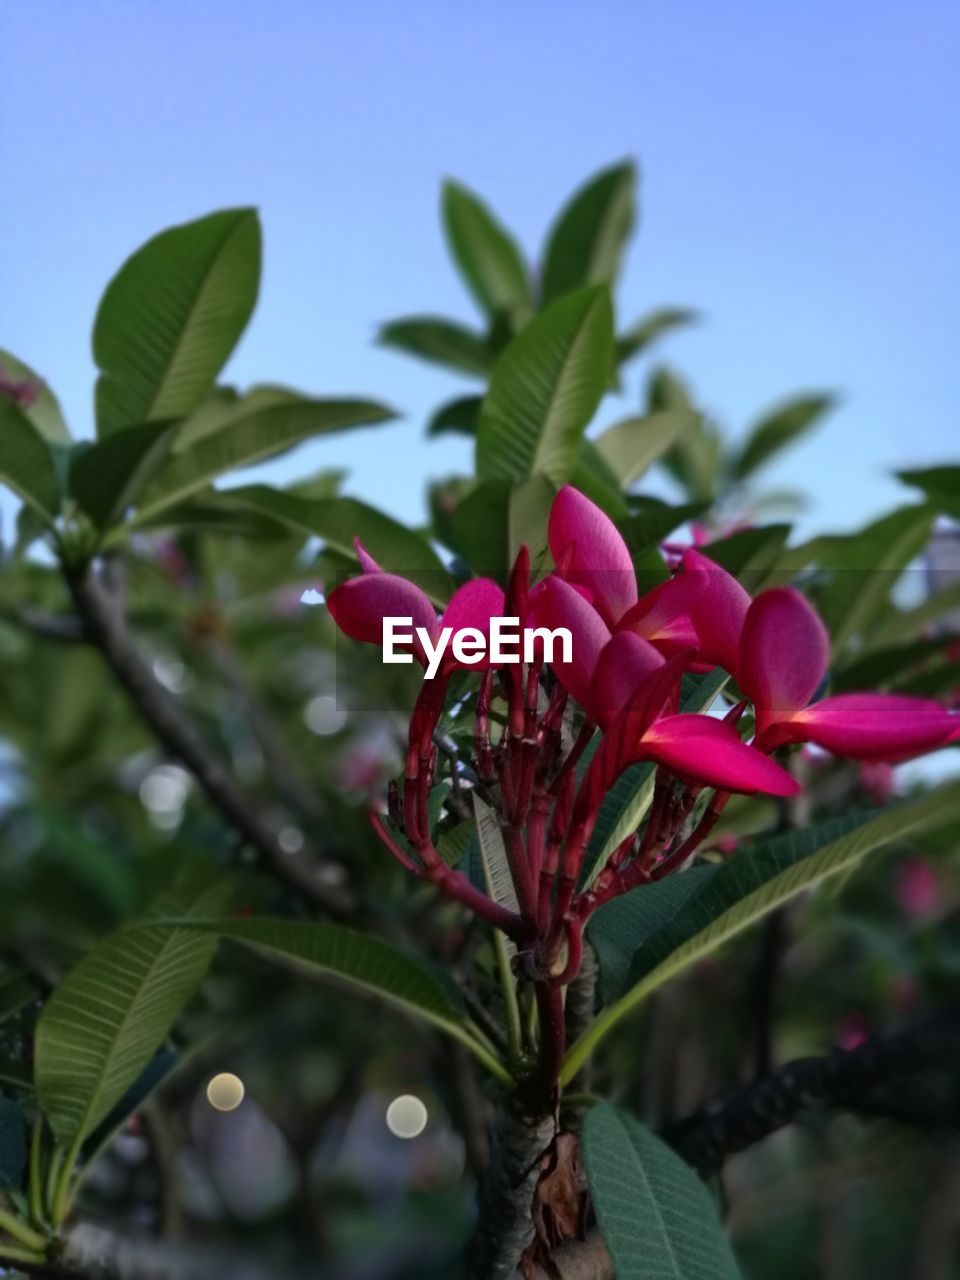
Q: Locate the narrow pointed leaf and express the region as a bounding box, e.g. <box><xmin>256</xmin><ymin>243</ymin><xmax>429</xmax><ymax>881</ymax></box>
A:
<box><xmin>583</xmin><ymin>1104</ymin><xmax>741</xmax><ymax>1280</ymax></box>
<box><xmin>615</xmin><ymin>308</ymin><xmax>698</xmax><ymax>367</ymax></box>
<box><xmin>898</xmin><ymin>465</ymin><xmax>960</xmax><ymax>517</ymax></box>
<box><xmin>442</xmin><ymin>180</ymin><xmax>532</xmax><ymax>321</ymax></box>
<box><xmin>94</xmin><ymin>208</ymin><xmax>261</xmax><ymax>436</ymax></box>
<box><xmin>595</xmin><ymin>410</ymin><xmax>698</xmax><ymax>487</ymax></box>
<box><xmin>70</xmin><ymin>420</ymin><xmax>178</xmax><ymax>529</ymax></box>
<box><xmin>35</xmin><ymin>881</ymin><xmax>229</xmax><ymax>1149</ymax></box>
<box><xmin>476</xmin><ymin>286</ymin><xmax>613</xmax><ymax>486</ymax></box>
<box><xmin>427</xmin><ymin>395</ymin><xmax>483</xmax><ymax>438</ymax></box>
<box><xmin>541</xmin><ymin>161</ymin><xmax>636</xmax><ymax>305</ymax></box>
<box><xmin>565</xmin><ymin>782</ymin><xmax>960</xmax><ymax>1082</ymax></box>
<box><xmin>732</xmin><ymin>393</ymin><xmax>835</xmax><ymax>480</ymax></box>
<box><xmin>378</xmin><ymin>316</ymin><xmax>492</xmax><ymax>376</ymax></box>
<box><xmin>224</xmin><ymin>484</ymin><xmax>455</xmax><ymax>603</ymax></box>
<box><xmin>0</xmin><ymin>398</ymin><xmax>59</xmax><ymax>521</ymax></box>
<box><xmin>124</xmin><ymin>397</ymin><xmax>395</xmax><ymax>530</ymax></box>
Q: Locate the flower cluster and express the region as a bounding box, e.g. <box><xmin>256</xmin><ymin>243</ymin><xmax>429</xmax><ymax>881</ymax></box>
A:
<box><xmin>327</xmin><ymin>486</ymin><xmax>958</xmax><ymax>988</ymax></box>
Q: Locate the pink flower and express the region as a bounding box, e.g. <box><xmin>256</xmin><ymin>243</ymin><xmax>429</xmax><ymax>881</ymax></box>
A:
<box><xmin>740</xmin><ymin>587</ymin><xmax>958</xmax><ymax>761</ymax></box>
<box><xmin>548</xmin><ymin>485</ymin><xmax>637</xmax><ymax>627</ymax></box>
<box><xmin>837</xmin><ymin>1012</ymin><xmax>870</xmax><ymax>1051</ymax></box>
<box><xmin>896</xmin><ymin>858</ymin><xmax>939</xmax><ymax>921</ymax></box>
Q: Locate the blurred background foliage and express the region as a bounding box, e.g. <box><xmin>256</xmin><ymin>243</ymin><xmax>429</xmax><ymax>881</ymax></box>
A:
<box><xmin>0</xmin><ymin>159</ymin><xmax>958</xmax><ymax>1278</ymax></box>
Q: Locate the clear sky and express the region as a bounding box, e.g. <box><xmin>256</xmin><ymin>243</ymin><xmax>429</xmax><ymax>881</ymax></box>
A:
<box><xmin>4</xmin><ymin>0</ymin><xmax>958</xmax><ymax>536</ymax></box>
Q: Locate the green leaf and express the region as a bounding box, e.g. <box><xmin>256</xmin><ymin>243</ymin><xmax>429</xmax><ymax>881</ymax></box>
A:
<box><xmin>898</xmin><ymin>465</ymin><xmax>960</xmax><ymax>517</ymax></box>
<box><xmin>476</xmin><ymin>286</ymin><xmax>614</xmax><ymax>486</ymax></box>
<box><xmin>812</xmin><ymin>505</ymin><xmax>936</xmax><ymax>655</ymax></box>
<box><xmin>35</xmin><ymin>880</ymin><xmax>228</xmax><ymax>1151</ymax></box>
<box><xmin>181</xmin><ymin>916</ymin><xmax>509</xmax><ymax>1082</ymax></box>
<box><xmin>595</xmin><ymin>410</ymin><xmax>699</xmax><ymax>488</ymax></box>
<box><xmin>572</xmin><ymin>442</ymin><xmax>630</xmax><ymax>519</ymax></box>
<box><xmin>583</xmin><ymin>1104</ymin><xmax>741</xmax><ymax>1280</ymax></box>
<box><xmin>701</xmin><ymin>524</ymin><xmax>792</xmax><ymax>582</ymax></box>
<box><xmin>508</xmin><ymin>474</ymin><xmax>556</xmax><ymax>573</ymax></box>
<box><xmin>123</xmin><ymin>396</ymin><xmax>395</xmax><ymax>531</ymax></box>
<box><xmin>69</xmin><ymin>421</ymin><xmax>178</xmax><ymax>529</ymax></box>
<box><xmin>225</xmin><ymin>485</ymin><xmax>455</xmax><ymax>603</ymax></box>
<box><xmin>541</xmin><ymin>161</ymin><xmax>636</xmax><ymax>305</ymax></box>
<box><xmin>0</xmin><ymin>974</ymin><xmax>38</xmax><ymax>1026</ymax></box>
<box><xmin>0</xmin><ymin>349</ymin><xmax>71</xmax><ymax>443</ymax></box>
<box><xmin>732</xmin><ymin>393</ymin><xmax>835</xmax><ymax>480</ymax></box>
<box><xmin>378</xmin><ymin>316</ymin><xmax>492</xmax><ymax>377</ymax></box>
<box><xmin>442</xmin><ymin>180</ymin><xmax>532</xmax><ymax>321</ymax></box>
<box><xmin>0</xmin><ymin>398</ymin><xmax>60</xmax><ymax>521</ymax></box>
<box><xmin>427</xmin><ymin>396</ymin><xmax>483</xmax><ymax>438</ymax></box>
<box><xmin>564</xmin><ymin>782</ymin><xmax>960</xmax><ymax>1082</ymax></box>
<box><xmin>450</xmin><ymin>479</ymin><xmax>511</xmax><ymax>580</ymax></box>
<box><xmin>618</xmin><ymin>498</ymin><xmax>707</xmax><ymax>554</ymax></box>
<box><xmin>615</xmin><ymin>308</ymin><xmax>698</xmax><ymax>367</ymax></box>
<box><xmin>94</xmin><ymin>208</ymin><xmax>261</xmax><ymax>437</ymax></box>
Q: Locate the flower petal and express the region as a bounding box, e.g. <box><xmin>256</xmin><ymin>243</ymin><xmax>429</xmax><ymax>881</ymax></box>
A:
<box><xmin>740</xmin><ymin>587</ymin><xmax>829</xmax><ymax>729</ymax></box>
<box><xmin>590</xmin><ymin>632</ymin><xmax>666</xmax><ymax>730</ymax></box>
<box><xmin>548</xmin><ymin>485</ymin><xmax>638</xmax><ymax>627</ymax></box>
<box><xmin>440</xmin><ymin>578</ymin><xmax>507</xmax><ymax>671</ymax></box>
<box><xmin>617</xmin><ymin>573</ymin><xmax>700</xmax><ymax>656</ymax></box>
<box><xmin>530</xmin><ymin>575</ymin><xmax>610</xmax><ymax>718</ymax></box>
<box><xmin>353</xmin><ymin>537</ymin><xmax>381</xmax><ymax>574</ymax></box>
<box><xmin>642</xmin><ymin>714</ymin><xmax>800</xmax><ymax>795</ymax></box>
<box><xmin>327</xmin><ymin>572</ymin><xmax>438</xmax><ymax>665</ymax></box>
<box><xmin>791</xmin><ymin>694</ymin><xmax>959</xmax><ymax>761</ymax></box>
<box><xmin>683</xmin><ymin>549</ymin><xmax>752</xmax><ymax>673</ymax></box>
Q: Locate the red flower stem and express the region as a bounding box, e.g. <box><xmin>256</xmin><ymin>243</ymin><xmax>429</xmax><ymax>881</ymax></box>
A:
<box><xmin>549</xmin><ymin>723</ymin><xmax>594</xmax><ymax>798</ymax></box>
<box><xmin>650</xmin><ymin>790</ymin><xmax>732</xmax><ymax>881</ymax></box>
<box><xmin>371</xmin><ymin>811</ymin><xmax>528</xmax><ymax>939</ymax></box>
<box><xmin>526</xmin><ymin>790</ymin><xmax>550</xmax><ymax>892</ymax></box>
<box><xmin>506</xmin><ymin>824</ymin><xmax>538</xmax><ymax>921</ymax></box>
<box><xmin>474</xmin><ymin>669</ymin><xmax>496</xmax><ymax>781</ymax></box>
<box><xmin>551</xmin><ymin>916</ymin><xmax>583</xmax><ymax>986</ymax></box>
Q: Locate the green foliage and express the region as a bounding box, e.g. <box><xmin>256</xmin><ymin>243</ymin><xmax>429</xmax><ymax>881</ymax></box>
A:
<box><xmin>0</xmin><ymin>398</ymin><xmax>60</xmax><ymax>521</ymax></box>
<box><xmin>732</xmin><ymin>393</ymin><xmax>835</xmax><ymax>479</ymax></box>
<box><xmin>476</xmin><ymin>286</ymin><xmax>614</xmax><ymax>485</ymax></box>
<box><xmin>540</xmin><ymin>161</ymin><xmax>636</xmax><ymax>305</ymax></box>
<box><xmin>442</xmin><ymin>179</ymin><xmax>532</xmax><ymax>323</ymax></box>
<box><xmin>378</xmin><ymin>317</ymin><xmax>493</xmax><ymax>376</ymax></box>
<box><xmin>0</xmin><ymin>349</ymin><xmax>71</xmax><ymax>443</ymax></box>
<box><xmin>583</xmin><ymin>1103</ymin><xmax>741</xmax><ymax>1279</ymax></box>
<box><xmin>93</xmin><ymin>208</ymin><xmax>262</xmax><ymax>437</ymax></box>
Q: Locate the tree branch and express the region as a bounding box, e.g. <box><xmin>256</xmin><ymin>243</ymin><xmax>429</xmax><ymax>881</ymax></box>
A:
<box><xmin>64</xmin><ymin>562</ymin><xmax>352</xmax><ymax>918</ymax></box>
<box><xmin>664</xmin><ymin>1003</ymin><xmax>960</xmax><ymax>1175</ymax></box>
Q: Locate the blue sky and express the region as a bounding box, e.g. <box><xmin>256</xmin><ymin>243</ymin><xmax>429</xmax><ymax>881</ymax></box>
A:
<box><xmin>4</xmin><ymin>0</ymin><xmax>958</xmax><ymax>536</ymax></box>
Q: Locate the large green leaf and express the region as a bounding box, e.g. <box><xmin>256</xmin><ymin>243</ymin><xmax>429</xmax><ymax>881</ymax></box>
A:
<box><xmin>121</xmin><ymin>396</ymin><xmax>395</xmax><ymax>533</ymax></box>
<box><xmin>702</xmin><ymin>524</ymin><xmax>792</xmax><ymax>583</ymax></box>
<box><xmin>617</xmin><ymin>498</ymin><xmax>707</xmax><ymax>554</ymax></box>
<box><xmin>476</xmin><ymin>286</ymin><xmax>613</xmax><ymax>486</ymax></box>
<box><xmin>898</xmin><ymin>465</ymin><xmax>960</xmax><ymax>517</ymax></box>
<box><xmin>93</xmin><ymin>208</ymin><xmax>262</xmax><ymax>437</ymax></box>
<box><xmin>224</xmin><ymin>484</ymin><xmax>455</xmax><ymax>603</ymax></box>
<box><xmin>442</xmin><ymin>180</ymin><xmax>531</xmax><ymax>322</ymax></box>
<box><xmin>450</xmin><ymin>479</ymin><xmax>511</xmax><ymax>579</ymax></box>
<box><xmin>35</xmin><ymin>881</ymin><xmax>227</xmax><ymax>1152</ymax></box>
<box><xmin>595</xmin><ymin>410</ymin><xmax>698</xmax><ymax>488</ymax></box>
<box><xmin>732</xmin><ymin>393</ymin><xmax>835</xmax><ymax>480</ymax></box>
<box><xmin>540</xmin><ymin>161</ymin><xmax>636</xmax><ymax>305</ymax></box>
<box><xmin>69</xmin><ymin>421</ymin><xmax>178</xmax><ymax>529</ymax></box>
<box><xmin>378</xmin><ymin>316</ymin><xmax>492</xmax><ymax>377</ymax></box>
<box><xmin>583</xmin><ymin>1104</ymin><xmax>741</xmax><ymax>1280</ymax></box>
<box><xmin>812</xmin><ymin>505</ymin><xmax>936</xmax><ymax>655</ymax></box>
<box><xmin>615</xmin><ymin>308</ymin><xmax>698</xmax><ymax>367</ymax></box>
<box><xmin>572</xmin><ymin>441</ymin><xmax>630</xmax><ymax>519</ymax></box>
<box><xmin>182</xmin><ymin>917</ymin><xmax>509</xmax><ymax>1082</ymax></box>
<box><xmin>0</xmin><ymin>349</ymin><xmax>71</xmax><ymax>443</ymax></box>
<box><xmin>564</xmin><ymin>782</ymin><xmax>960</xmax><ymax>1082</ymax></box>
<box><xmin>0</xmin><ymin>398</ymin><xmax>60</xmax><ymax>521</ymax></box>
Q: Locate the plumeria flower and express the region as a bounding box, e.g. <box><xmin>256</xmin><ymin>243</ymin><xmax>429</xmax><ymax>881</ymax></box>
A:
<box><xmin>548</xmin><ymin>484</ymin><xmax>638</xmax><ymax>627</ymax></box>
<box><xmin>739</xmin><ymin>587</ymin><xmax>958</xmax><ymax>760</ymax></box>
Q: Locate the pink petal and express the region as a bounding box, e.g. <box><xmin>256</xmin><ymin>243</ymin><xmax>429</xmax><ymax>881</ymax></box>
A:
<box><xmin>354</xmin><ymin>537</ymin><xmax>381</xmax><ymax>574</ymax></box>
<box><xmin>530</xmin><ymin>575</ymin><xmax>611</xmax><ymax>718</ymax></box>
<box><xmin>790</xmin><ymin>694</ymin><xmax>958</xmax><ymax>761</ymax></box>
<box><xmin>590</xmin><ymin>632</ymin><xmax>666</xmax><ymax>730</ymax></box>
<box><xmin>548</xmin><ymin>485</ymin><xmax>638</xmax><ymax>627</ymax></box>
<box><xmin>440</xmin><ymin>578</ymin><xmax>506</xmax><ymax>671</ymax></box>
<box><xmin>617</xmin><ymin>573</ymin><xmax>700</xmax><ymax>656</ymax></box>
<box><xmin>682</xmin><ymin>549</ymin><xmax>752</xmax><ymax>673</ymax></box>
<box><xmin>740</xmin><ymin>588</ymin><xmax>829</xmax><ymax>731</ymax></box>
<box><xmin>641</xmin><ymin>714</ymin><xmax>800</xmax><ymax>795</ymax></box>
<box><xmin>327</xmin><ymin>573</ymin><xmax>438</xmax><ymax>665</ymax></box>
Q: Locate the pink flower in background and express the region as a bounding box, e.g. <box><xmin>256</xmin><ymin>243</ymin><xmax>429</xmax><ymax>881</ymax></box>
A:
<box><xmin>896</xmin><ymin>858</ymin><xmax>939</xmax><ymax>921</ymax></box>
<box><xmin>859</xmin><ymin>760</ymin><xmax>897</xmax><ymax>805</ymax></box>
<box><xmin>0</xmin><ymin>364</ymin><xmax>41</xmax><ymax>409</ymax></box>
<box><xmin>837</xmin><ymin>1012</ymin><xmax>871</xmax><ymax>1051</ymax></box>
